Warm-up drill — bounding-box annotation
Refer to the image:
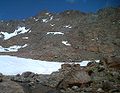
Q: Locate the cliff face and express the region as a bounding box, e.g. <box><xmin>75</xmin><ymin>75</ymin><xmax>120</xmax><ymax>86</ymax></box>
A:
<box><xmin>0</xmin><ymin>7</ymin><xmax>120</xmax><ymax>61</ymax></box>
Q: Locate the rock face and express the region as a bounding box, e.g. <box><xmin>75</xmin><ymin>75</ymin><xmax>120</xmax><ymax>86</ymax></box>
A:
<box><xmin>0</xmin><ymin>7</ymin><xmax>120</xmax><ymax>61</ymax></box>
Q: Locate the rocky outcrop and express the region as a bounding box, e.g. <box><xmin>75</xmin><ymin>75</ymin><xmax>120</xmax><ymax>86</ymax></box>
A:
<box><xmin>56</xmin><ymin>64</ymin><xmax>91</xmax><ymax>89</ymax></box>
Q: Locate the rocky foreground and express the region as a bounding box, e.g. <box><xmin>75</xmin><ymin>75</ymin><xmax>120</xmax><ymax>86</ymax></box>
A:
<box><xmin>0</xmin><ymin>56</ymin><xmax>120</xmax><ymax>93</ymax></box>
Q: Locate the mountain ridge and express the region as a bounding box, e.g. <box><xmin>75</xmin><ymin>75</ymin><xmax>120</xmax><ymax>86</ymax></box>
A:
<box><xmin>0</xmin><ymin>7</ymin><xmax>120</xmax><ymax>62</ymax></box>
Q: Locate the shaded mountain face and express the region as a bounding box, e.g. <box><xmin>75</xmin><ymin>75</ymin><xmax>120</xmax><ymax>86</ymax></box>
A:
<box><xmin>0</xmin><ymin>7</ymin><xmax>120</xmax><ymax>61</ymax></box>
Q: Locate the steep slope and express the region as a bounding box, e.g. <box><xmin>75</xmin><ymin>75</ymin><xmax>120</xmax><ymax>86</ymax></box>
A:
<box><xmin>0</xmin><ymin>7</ymin><xmax>120</xmax><ymax>61</ymax></box>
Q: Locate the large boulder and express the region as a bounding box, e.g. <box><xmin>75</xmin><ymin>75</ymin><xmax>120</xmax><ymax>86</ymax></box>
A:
<box><xmin>0</xmin><ymin>80</ymin><xmax>25</xmax><ymax>93</ymax></box>
<box><xmin>101</xmin><ymin>56</ymin><xmax>120</xmax><ymax>70</ymax></box>
<box><xmin>44</xmin><ymin>64</ymin><xmax>91</xmax><ymax>89</ymax></box>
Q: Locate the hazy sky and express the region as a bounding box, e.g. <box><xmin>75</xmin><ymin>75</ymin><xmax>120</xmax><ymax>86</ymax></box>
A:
<box><xmin>0</xmin><ymin>0</ymin><xmax>120</xmax><ymax>20</ymax></box>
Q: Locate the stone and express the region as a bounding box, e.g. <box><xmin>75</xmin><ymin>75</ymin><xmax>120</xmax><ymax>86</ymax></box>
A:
<box><xmin>109</xmin><ymin>89</ymin><xmax>120</xmax><ymax>93</ymax></box>
<box><xmin>71</xmin><ymin>86</ymin><xmax>79</xmax><ymax>90</ymax></box>
<box><xmin>21</xmin><ymin>71</ymin><xmax>35</xmax><ymax>78</ymax></box>
<box><xmin>84</xmin><ymin>88</ymin><xmax>93</xmax><ymax>92</ymax></box>
<box><xmin>57</xmin><ymin>64</ymin><xmax>91</xmax><ymax>89</ymax></box>
<box><xmin>46</xmin><ymin>90</ymin><xmax>61</xmax><ymax>93</ymax></box>
<box><xmin>60</xmin><ymin>89</ymin><xmax>65</xmax><ymax>93</ymax></box>
<box><xmin>101</xmin><ymin>56</ymin><xmax>120</xmax><ymax>70</ymax></box>
<box><xmin>97</xmin><ymin>88</ymin><xmax>104</xmax><ymax>93</ymax></box>
<box><xmin>0</xmin><ymin>80</ymin><xmax>25</xmax><ymax>93</ymax></box>
<box><xmin>0</xmin><ymin>77</ymin><xmax>2</xmax><ymax>82</ymax></box>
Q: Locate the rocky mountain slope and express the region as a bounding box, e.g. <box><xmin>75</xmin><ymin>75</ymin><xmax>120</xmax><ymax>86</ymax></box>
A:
<box><xmin>0</xmin><ymin>7</ymin><xmax>120</xmax><ymax>62</ymax></box>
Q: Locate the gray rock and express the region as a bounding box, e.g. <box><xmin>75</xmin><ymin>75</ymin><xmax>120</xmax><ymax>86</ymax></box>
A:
<box><xmin>71</xmin><ymin>86</ymin><xmax>79</xmax><ymax>90</ymax></box>
<box><xmin>0</xmin><ymin>80</ymin><xmax>25</xmax><ymax>93</ymax></box>
<box><xmin>0</xmin><ymin>77</ymin><xmax>2</xmax><ymax>82</ymax></box>
<box><xmin>109</xmin><ymin>89</ymin><xmax>120</xmax><ymax>93</ymax></box>
<box><xmin>21</xmin><ymin>71</ymin><xmax>35</xmax><ymax>78</ymax></box>
<box><xmin>97</xmin><ymin>88</ymin><xmax>104</xmax><ymax>93</ymax></box>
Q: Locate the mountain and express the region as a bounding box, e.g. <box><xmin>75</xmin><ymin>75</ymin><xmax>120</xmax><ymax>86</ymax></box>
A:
<box><xmin>0</xmin><ymin>7</ymin><xmax>120</xmax><ymax>62</ymax></box>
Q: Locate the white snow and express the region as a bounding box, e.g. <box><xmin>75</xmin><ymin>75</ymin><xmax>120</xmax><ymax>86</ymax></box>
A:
<box><xmin>42</xmin><ymin>19</ymin><xmax>48</xmax><ymax>23</ymax></box>
<box><xmin>0</xmin><ymin>26</ymin><xmax>30</xmax><ymax>40</ymax></box>
<box><xmin>63</xmin><ymin>25</ymin><xmax>72</xmax><ymax>28</ymax></box>
<box><xmin>50</xmin><ymin>24</ymin><xmax>55</xmax><ymax>26</ymax></box>
<box><xmin>45</xmin><ymin>13</ymin><xmax>50</xmax><ymax>15</ymax></box>
<box><xmin>62</xmin><ymin>41</ymin><xmax>71</xmax><ymax>46</ymax></box>
<box><xmin>0</xmin><ymin>55</ymin><xmax>100</xmax><ymax>75</ymax></box>
<box><xmin>42</xmin><ymin>16</ymin><xmax>53</xmax><ymax>23</ymax></box>
<box><xmin>0</xmin><ymin>44</ymin><xmax>28</xmax><ymax>52</ymax></box>
<box><xmin>22</xmin><ymin>37</ymin><xmax>28</xmax><ymax>39</ymax></box>
<box><xmin>0</xmin><ymin>55</ymin><xmax>62</xmax><ymax>75</ymax></box>
<box><xmin>7</xmin><ymin>23</ymin><xmax>9</xmax><ymax>26</ymax></box>
<box><xmin>33</xmin><ymin>18</ymin><xmax>39</xmax><ymax>21</ymax></box>
<box><xmin>35</xmin><ymin>19</ymin><xmax>39</xmax><ymax>21</ymax></box>
<box><xmin>80</xmin><ymin>60</ymin><xmax>100</xmax><ymax>66</ymax></box>
<box><xmin>50</xmin><ymin>16</ymin><xmax>53</xmax><ymax>21</ymax></box>
<box><xmin>47</xmin><ymin>32</ymin><xmax>64</xmax><ymax>35</ymax></box>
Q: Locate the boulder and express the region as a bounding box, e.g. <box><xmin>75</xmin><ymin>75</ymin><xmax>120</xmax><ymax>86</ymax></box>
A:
<box><xmin>0</xmin><ymin>80</ymin><xmax>25</xmax><ymax>93</ymax></box>
<box><xmin>101</xmin><ymin>56</ymin><xmax>120</xmax><ymax>70</ymax></box>
<box><xmin>21</xmin><ymin>71</ymin><xmax>35</xmax><ymax>78</ymax></box>
<box><xmin>48</xmin><ymin>64</ymin><xmax>91</xmax><ymax>89</ymax></box>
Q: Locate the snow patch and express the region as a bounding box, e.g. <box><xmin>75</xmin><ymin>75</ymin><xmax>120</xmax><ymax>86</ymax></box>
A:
<box><xmin>7</xmin><ymin>23</ymin><xmax>9</xmax><ymax>26</ymax></box>
<box><xmin>42</xmin><ymin>16</ymin><xmax>53</xmax><ymax>23</ymax></box>
<box><xmin>33</xmin><ymin>18</ymin><xmax>39</xmax><ymax>21</ymax></box>
<box><xmin>42</xmin><ymin>19</ymin><xmax>48</xmax><ymax>23</ymax></box>
<box><xmin>45</xmin><ymin>13</ymin><xmax>50</xmax><ymax>15</ymax></box>
<box><xmin>22</xmin><ymin>37</ymin><xmax>28</xmax><ymax>39</ymax></box>
<box><xmin>35</xmin><ymin>19</ymin><xmax>39</xmax><ymax>21</ymax></box>
<box><xmin>0</xmin><ymin>55</ymin><xmax>100</xmax><ymax>75</ymax></box>
<box><xmin>47</xmin><ymin>32</ymin><xmax>64</xmax><ymax>35</ymax></box>
<box><xmin>62</xmin><ymin>41</ymin><xmax>71</xmax><ymax>46</ymax></box>
<box><xmin>63</xmin><ymin>25</ymin><xmax>72</xmax><ymax>28</ymax></box>
<box><xmin>0</xmin><ymin>55</ymin><xmax>62</xmax><ymax>75</ymax></box>
<box><xmin>0</xmin><ymin>44</ymin><xmax>28</xmax><ymax>52</ymax></box>
<box><xmin>50</xmin><ymin>24</ymin><xmax>55</xmax><ymax>26</ymax></box>
<box><xmin>79</xmin><ymin>60</ymin><xmax>100</xmax><ymax>66</ymax></box>
<box><xmin>0</xmin><ymin>26</ymin><xmax>30</xmax><ymax>40</ymax></box>
<box><xmin>50</xmin><ymin>16</ymin><xmax>53</xmax><ymax>21</ymax></box>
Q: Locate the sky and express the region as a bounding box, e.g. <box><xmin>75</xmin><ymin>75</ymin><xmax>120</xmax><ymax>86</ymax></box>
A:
<box><xmin>0</xmin><ymin>0</ymin><xmax>120</xmax><ymax>20</ymax></box>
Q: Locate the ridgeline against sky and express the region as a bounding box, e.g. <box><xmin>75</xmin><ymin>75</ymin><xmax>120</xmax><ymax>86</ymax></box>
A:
<box><xmin>0</xmin><ymin>0</ymin><xmax>120</xmax><ymax>20</ymax></box>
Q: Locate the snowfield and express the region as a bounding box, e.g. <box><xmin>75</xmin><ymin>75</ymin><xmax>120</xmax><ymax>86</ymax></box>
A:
<box><xmin>0</xmin><ymin>55</ymin><xmax>99</xmax><ymax>75</ymax></box>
